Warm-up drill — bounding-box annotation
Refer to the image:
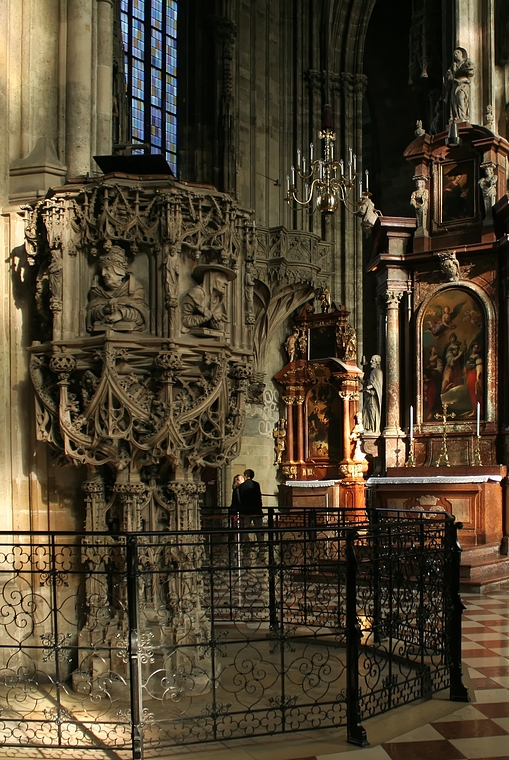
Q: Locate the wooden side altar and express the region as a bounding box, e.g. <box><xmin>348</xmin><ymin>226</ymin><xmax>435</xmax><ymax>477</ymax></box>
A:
<box><xmin>274</xmin><ymin>301</ymin><xmax>368</xmax><ymax>513</ymax></box>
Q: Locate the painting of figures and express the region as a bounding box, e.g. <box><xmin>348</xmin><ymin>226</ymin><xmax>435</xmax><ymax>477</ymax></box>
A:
<box><xmin>441</xmin><ymin>160</ymin><xmax>476</xmax><ymax>223</ymax></box>
<box><xmin>307</xmin><ymin>382</ymin><xmax>342</xmax><ymax>460</ymax></box>
<box><xmin>422</xmin><ymin>289</ymin><xmax>484</xmax><ymax>421</ymax></box>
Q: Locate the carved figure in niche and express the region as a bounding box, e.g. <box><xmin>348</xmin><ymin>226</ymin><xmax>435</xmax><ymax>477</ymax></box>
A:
<box><xmin>362</xmin><ymin>355</ymin><xmax>383</xmax><ymax>435</ymax></box>
<box><xmin>479</xmin><ymin>163</ymin><xmax>497</xmax><ymax>215</ymax></box>
<box><xmin>444</xmin><ymin>47</ymin><xmax>474</xmax><ymax>122</ymax></box>
<box><xmin>181</xmin><ymin>264</ymin><xmax>236</xmax><ymax>332</ymax></box>
<box><xmin>438</xmin><ymin>251</ymin><xmax>460</xmax><ymax>282</ymax></box>
<box><xmin>273</xmin><ymin>418</ymin><xmax>287</xmax><ymax>464</ymax></box>
<box><xmin>245</xmin><ymin>261</ymin><xmax>255</xmax><ymax>317</ymax></box>
<box><xmin>48</xmin><ymin>248</ymin><xmax>63</xmax><ymax>311</ymax></box>
<box><xmin>285</xmin><ymin>327</ymin><xmax>299</xmax><ymax>362</ymax></box>
<box><xmin>86</xmin><ymin>245</ymin><xmax>147</xmax><ymax>333</ymax></box>
<box><xmin>356</xmin><ymin>193</ymin><xmax>382</xmax><ymax>237</ymax></box>
<box><xmin>319</xmin><ymin>287</ymin><xmax>332</xmax><ymax>313</ymax></box>
<box><xmin>410</xmin><ymin>177</ymin><xmax>429</xmax><ymax>229</ymax></box>
<box><xmin>350</xmin><ymin>413</ymin><xmax>365</xmax><ymax>461</ymax></box>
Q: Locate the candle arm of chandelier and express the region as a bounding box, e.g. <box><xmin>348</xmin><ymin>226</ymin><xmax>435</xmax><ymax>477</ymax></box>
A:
<box><xmin>286</xmin><ymin>176</ymin><xmax>324</xmax><ymax>207</ymax></box>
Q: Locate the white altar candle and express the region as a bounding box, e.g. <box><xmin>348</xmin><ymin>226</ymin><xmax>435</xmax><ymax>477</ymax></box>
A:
<box><xmin>409</xmin><ymin>405</ymin><xmax>414</xmax><ymax>440</ymax></box>
<box><xmin>476</xmin><ymin>402</ymin><xmax>480</xmax><ymax>437</ymax></box>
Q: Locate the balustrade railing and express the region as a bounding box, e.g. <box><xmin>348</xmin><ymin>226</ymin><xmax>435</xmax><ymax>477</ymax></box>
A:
<box><xmin>0</xmin><ymin>510</ymin><xmax>467</xmax><ymax>758</ymax></box>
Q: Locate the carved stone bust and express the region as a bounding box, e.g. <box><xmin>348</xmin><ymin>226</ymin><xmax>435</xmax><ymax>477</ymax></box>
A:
<box><xmin>86</xmin><ymin>244</ymin><xmax>148</xmax><ymax>333</ymax></box>
<box><xmin>181</xmin><ymin>263</ymin><xmax>236</xmax><ymax>334</ymax></box>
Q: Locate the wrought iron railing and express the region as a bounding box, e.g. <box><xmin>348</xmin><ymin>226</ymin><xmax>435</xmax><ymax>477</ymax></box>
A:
<box><xmin>0</xmin><ymin>510</ymin><xmax>467</xmax><ymax>758</ymax></box>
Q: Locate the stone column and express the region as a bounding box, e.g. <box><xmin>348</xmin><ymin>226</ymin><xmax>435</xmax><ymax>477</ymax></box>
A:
<box><xmin>66</xmin><ymin>0</ymin><xmax>93</xmax><ymax>177</ymax></box>
<box><xmin>96</xmin><ymin>0</ymin><xmax>113</xmax><ymax>156</ymax></box>
<box><xmin>384</xmin><ymin>290</ymin><xmax>403</xmax><ymax>433</ymax></box>
<box><xmin>383</xmin><ymin>290</ymin><xmax>404</xmax><ymax>467</ymax></box>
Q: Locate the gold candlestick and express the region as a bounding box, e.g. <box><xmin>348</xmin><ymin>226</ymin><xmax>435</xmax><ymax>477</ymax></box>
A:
<box><xmin>435</xmin><ymin>402</ymin><xmax>456</xmax><ymax>467</ymax></box>
<box><xmin>405</xmin><ymin>437</ymin><xmax>416</xmax><ymax>467</ymax></box>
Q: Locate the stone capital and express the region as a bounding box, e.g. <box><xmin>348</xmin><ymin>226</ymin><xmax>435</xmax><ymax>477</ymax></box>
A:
<box><xmin>385</xmin><ymin>290</ymin><xmax>403</xmax><ymax>309</ymax></box>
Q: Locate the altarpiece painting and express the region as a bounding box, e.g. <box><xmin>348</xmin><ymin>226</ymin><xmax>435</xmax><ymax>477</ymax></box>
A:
<box><xmin>422</xmin><ymin>288</ymin><xmax>485</xmax><ymax>421</ymax></box>
<box><xmin>306</xmin><ymin>382</ymin><xmax>342</xmax><ymax>460</ymax></box>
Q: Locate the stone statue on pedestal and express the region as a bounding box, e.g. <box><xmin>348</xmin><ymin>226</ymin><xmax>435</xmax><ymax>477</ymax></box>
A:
<box><xmin>479</xmin><ymin>163</ymin><xmax>497</xmax><ymax>215</ymax></box>
<box><xmin>362</xmin><ymin>355</ymin><xmax>383</xmax><ymax>435</ymax></box>
<box><xmin>410</xmin><ymin>176</ymin><xmax>429</xmax><ymax>231</ymax></box>
<box><xmin>444</xmin><ymin>47</ymin><xmax>474</xmax><ymax>122</ymax></box>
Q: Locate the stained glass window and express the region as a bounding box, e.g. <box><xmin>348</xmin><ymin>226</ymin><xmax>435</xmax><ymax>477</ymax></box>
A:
<box><xmin>120</xmin><ymin>0</ymin><xmax>177</xmax><ymax>174</ymax></box>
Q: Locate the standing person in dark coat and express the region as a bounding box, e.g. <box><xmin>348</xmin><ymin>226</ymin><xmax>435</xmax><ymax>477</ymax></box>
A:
<box><xmin>237</xmin><ymin>469</ymin><xmax>263</xmax><ymax>529</ymax></box>
<box><xmin>229</xmin><ymin>473</ymin><xmax>244</xmax><ymax>518</ymax></box>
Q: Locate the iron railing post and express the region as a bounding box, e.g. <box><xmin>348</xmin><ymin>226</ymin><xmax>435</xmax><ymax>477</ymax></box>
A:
<box><xmin>268</xmin><ymin>508</ymin><xmax>278</xmax><ymax>631</ymax></box>
<box><xmin>346</xmin><ymin>529</ymin><xmax>368</xmax><ymax>747</ymax></box>
<box><xmin>446</xmin><ymin>518</ymin><xmax>469</xmax><ymax>702</ymax></box>
<box><xmin>127</xmin><ymin>534</ymin><xmax>144</xmax><ymax>760</ymax></box>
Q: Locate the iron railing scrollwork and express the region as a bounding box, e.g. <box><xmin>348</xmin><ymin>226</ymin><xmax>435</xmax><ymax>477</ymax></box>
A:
<box><xmin>0</xmin><ymin>509</ymin><xmax>467</xmax><ymax>758</ymax></box>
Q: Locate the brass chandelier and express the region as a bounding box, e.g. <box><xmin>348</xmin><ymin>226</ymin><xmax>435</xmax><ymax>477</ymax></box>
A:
<box><xmin>285</xmin><ymin>105</ymin><xmax>369</xmax><ymax>215</ymax></box>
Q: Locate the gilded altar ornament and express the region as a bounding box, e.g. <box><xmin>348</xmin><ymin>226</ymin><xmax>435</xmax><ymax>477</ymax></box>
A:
<box><xmin>273</xmin><ymin>418</ymin><xmax>287</xmax><ymax>464</ymax></box>
<box><xmin>86</xmin><ymin>244</ymin><xmax>148</xmax><ymax>333</ymax></box>
<box><xmin>319</xmin><ymin>286</ymin><xmax>332</xmax><ymax>313</ymax></box>
<box><xmin>350</xmin><ymin>414</ymin><xmax>366</xmax><ymax>462</ymax></box>
<box><xmin>285</xmin><ymin>327</ymin><xmax>300</xmax><ymax>363</ymax></box>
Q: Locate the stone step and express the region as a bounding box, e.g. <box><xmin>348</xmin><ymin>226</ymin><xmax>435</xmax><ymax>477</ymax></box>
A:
<box><xmin>460</xmin><ymin>554</ymin><xmax>509</xmax><ymax>579</ymax></box>
<box><xmin>461</xmin><ymin>543</ymin><xmax>503</xmax><ymax>564</ymax></box>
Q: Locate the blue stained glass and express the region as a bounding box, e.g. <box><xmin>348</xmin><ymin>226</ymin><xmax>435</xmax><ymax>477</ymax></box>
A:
<box><xmin>152</xmin><ymin>0</ymin><xmax>163</xmax><ymax>29</ymax></box>
<box><xmin>133</xmin><ymin>0</ymin><xmax>145</xmax><ymax>20</ymax></box>
<box><xmin>152</xmin><ymin>30</ymin><xmax>163</xmax><ymax>67</ymax></box>
<box><xmin>122</xmin><ymin>2</ymin><xmax>177</xmax><ymax>171</ymax></box>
